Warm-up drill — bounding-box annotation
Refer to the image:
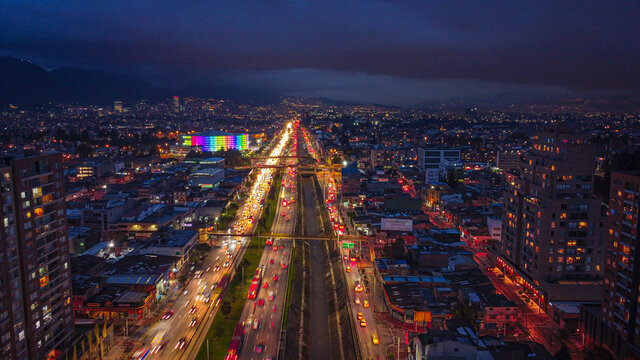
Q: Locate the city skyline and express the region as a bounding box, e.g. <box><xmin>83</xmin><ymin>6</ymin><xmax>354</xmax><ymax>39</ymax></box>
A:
<box><xmin>1</xmin><ymin>1</ymin><xmax>639</xmax><ymax>107</ymax></box>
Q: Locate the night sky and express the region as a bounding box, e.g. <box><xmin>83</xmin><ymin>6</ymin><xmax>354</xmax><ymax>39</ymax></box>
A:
<box><xmin>1</xmin><ymin>1</ymin><xmax>639</xmax><ymax>106</ymax></box>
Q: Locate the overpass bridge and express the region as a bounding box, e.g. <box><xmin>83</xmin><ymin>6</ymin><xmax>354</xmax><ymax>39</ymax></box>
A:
<box><xmin>199</xmin><ymin>231</ymin><xmax>365</xmax><ymax>242</ymax></box>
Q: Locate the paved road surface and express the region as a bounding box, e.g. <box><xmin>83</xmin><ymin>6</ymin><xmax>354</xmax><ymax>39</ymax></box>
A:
<box><xmin>302</xmin><ymin>177</ymin><xmax>332</xmax><ymax>360</ymax></box>
<box><xmin>239</xmin><ymin>168</ymin><xmax>297</xmax><ymax>360</ymax></box>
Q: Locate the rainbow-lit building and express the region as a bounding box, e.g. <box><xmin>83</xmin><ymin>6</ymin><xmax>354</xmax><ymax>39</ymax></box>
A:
<box><xmin>180</xmin><ymin>131</ymin><xmax>249</xmax><ymax>152</ymax></box>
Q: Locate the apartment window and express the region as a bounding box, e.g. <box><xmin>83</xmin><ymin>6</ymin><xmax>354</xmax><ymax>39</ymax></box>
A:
<box><xmin>20</xmin><ymin>192</ymin><xmax>26</xmax><ymax>199</ymax></box>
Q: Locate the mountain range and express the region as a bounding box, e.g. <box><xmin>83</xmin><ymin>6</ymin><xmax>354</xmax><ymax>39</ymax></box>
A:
<box><xmin>0</xmin><ymin>56</ymin><xmax>278</xmax><ymax>108</ymax></box>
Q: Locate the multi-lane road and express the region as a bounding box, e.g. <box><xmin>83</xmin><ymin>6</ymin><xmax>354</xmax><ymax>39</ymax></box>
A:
<box><xmin>112</xmin><ymin>122</ymin><xmax>295</xmax><ymax>360</ymax></box>
<box><xmin>134</xmin><ymin>237</ymin><xmax>244</xmax><ymax>360</ymax></box>
<box><xmin>238</xmin><ymin>161</ymin><xmax>297</xmax><ymax>359</ymax></box>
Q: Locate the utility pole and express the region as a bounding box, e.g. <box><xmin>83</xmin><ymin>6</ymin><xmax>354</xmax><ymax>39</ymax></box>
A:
<box><xmin>207</xmin><ymin>339</ymin><xmax>210</xmax><ymax>360</ymax></box>
<box><xmin>397</xmin><ymin>333</ymin><xmax>400</xmax><ymax>360</ymax></box>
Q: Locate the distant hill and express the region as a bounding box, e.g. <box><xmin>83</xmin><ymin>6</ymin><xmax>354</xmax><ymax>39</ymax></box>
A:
<box><xmin>0</xmin><ymin>56</ymin><xmax>277</xmax><ymax>108</ymax></box>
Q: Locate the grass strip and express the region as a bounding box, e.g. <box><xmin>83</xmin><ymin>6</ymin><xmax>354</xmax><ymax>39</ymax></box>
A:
<box><xmin>195</xmin><ymin>171</ymin><xmax>283</xmax><ymax>360</ymax></box>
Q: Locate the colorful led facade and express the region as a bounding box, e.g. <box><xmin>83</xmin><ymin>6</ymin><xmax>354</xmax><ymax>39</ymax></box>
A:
<box><xmin>180</xmin><ymin>132</ymin><xmax>249</xmax><ymax>151</ymax></box>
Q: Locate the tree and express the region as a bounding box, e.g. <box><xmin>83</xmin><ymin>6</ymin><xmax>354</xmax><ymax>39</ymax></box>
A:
<box><xmin>76</xmin><ymin>143</ymin><xmax>94</xmax><ymax>157</ymax></box>
<box><xmin>452</xmin><ymin>299</ymin><xmax>477</xmax><ymax>324</ymax></box>
<box><xmin>553</xmin><ymin>347</ymin><xmax>571</xmax><ymax>360</ymax></box>
<box><xmin>391</xmin><ymin>237</ymin><xmax>406</xmax><ymax>260</ymax></box>
<box><xmin>582</xmin><ymin>343</ymin><xmax>611</xmax><ymax>360</ymax></box>
<box><xmin>228</xmin><ymin>202</ymin><xmax>239</xmax><ymax>211</ymax></box>
<box><xmin>221</xmin><ymin>301</ymin><xmax>232</xmax><ymax>316</ymax></box>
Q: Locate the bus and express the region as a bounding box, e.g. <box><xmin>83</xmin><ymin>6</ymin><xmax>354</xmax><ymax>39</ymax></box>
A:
<box><xmin>225</xmin><ymin>323</ymin><xmax>245</xmax><ymax>360</ymax></box>
<box><xmin>211</xmin><ymin>275</ymin><xmax>229</xmax><ymax>307</ymax></box>
<box><xmin>247</xmin><ymin>269</ymin><xmax>262</xmax><ymax>299</ymax></box>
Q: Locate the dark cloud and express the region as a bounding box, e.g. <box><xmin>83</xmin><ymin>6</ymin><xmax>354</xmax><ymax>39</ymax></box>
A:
<box><xmin>1</xmin><ymin>0</ymin><xmax>639</xmax><ymax>105</ymax></box>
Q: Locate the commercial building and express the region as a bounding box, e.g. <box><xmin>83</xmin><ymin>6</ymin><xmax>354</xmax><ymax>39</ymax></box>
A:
<box><xmin>583</xmin><ymin>171</ymin><xmax>640</xmax><ymax>359</ymax></box>
<box><xmin>498</xmin><ymin>128</ymin><xmax>605</xmax><ymax>311</ymax></box>
<box><xmin>1</xmin><ymin>153</ymin><xmax>74</xmax><ymax>360</ymax></box>
<box><xmin>417</xmin><ymin>147</ymin><xmax>461</xmax><ymax>184</ymax></box>
<box><xmin>189</xmin><ymin>167</ymin><xmax>225</xmax><ymax>189</ymax></box>
<box><xmin>180</xmin><ymin>131</ymin><xmax>249</xmax><ymax>152</ymax></box>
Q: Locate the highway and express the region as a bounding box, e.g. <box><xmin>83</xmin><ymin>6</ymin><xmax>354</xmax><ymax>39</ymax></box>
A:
<box><xmin>305</xmin><ymin>127</ymin><xmax>388</xmax><ymax>360</ymax></box>
<box><xmin>133</xmin><ymin>238</ymin><xmax>244</xmax><ymax>360</ymax></box>
<box><xmin>111</xmin><ymin>122</ymin><xmax>295</xmax><ymax>360</ymax></box>
<box><xmin>238</xmin><ymin>158</ymin><xmax>297</xmax><ymax>360</ymax></box>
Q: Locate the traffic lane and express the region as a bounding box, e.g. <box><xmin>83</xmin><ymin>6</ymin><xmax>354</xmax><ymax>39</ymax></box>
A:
<box><xmin>481</xmin><ymin>270</ymin><xmax>561</xmax><ymax>353</ymax></box>
<box><xmin>240</xmin><ymin>167</ymin><xmax>296</xmax><ymax>357</ymax></box>
<box><xmin>154</xmin><ymin>236</ymin><xmax>243</xmax><ymax>355</ymax></box>
<box><xmin>241</xmin><ymin>234</ymin><xmax>292</xmax><ymax>357</ymax></box>
<box><xmin>239</xmin><ymin>231</ymin><xmax>289</xmax><ymax>354</ymax></box>
<box><xmin>341</xmin><ymin>253</ymin><xmax>385</xmax><ymax>359</ymax></box>
<box><xmin>349</xmin><ymin>272</ymin><xmax>380</xmax><ymax>359</ymax></box>
<box><xmin>140</xmin><ymin>244</ymin><xmax>229</xmax><ymax>357</ymax></box>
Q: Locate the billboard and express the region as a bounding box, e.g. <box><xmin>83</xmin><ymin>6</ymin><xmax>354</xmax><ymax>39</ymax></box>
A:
<box><xmin>381</xmin><ymin>218</ymin><xmax>413</xmax><ymax>232</ymax></box>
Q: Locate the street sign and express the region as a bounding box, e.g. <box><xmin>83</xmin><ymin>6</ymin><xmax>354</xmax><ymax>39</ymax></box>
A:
<box><xmin>342</xmin><ymin>242</ymin><xmax>354</xmax><ymax>249</ymax></box>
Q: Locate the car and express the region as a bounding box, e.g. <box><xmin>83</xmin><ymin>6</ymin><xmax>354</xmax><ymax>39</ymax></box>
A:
<box><xmin>270</xmin><ymin>322</ymin><xmax>274</xmax><ymax>331</ymax></box>
<box><xmin>263</xmin><ymin>281</ymin><xmax>269</xmax><ymax>289</ymax></box>
<box><xmin>280</xmin><ymin>263</ymin><xmax>288</xmax><ymax>269</ymax></box>
<box><xmin>223</xmin><ymin>261</ymin><xmax>230</xmax><ymax>267</ymax></box>
<box><xmin>254</xmin><ymin>344</ymin><xmax>264</xmax><ymax>353</ymax></box>
<box><xmin>163</xmin><ymin>310</ymin><xmax>174</xmax><ymax>319</ymax></box>
<box><xmin>272</xmin><ymin>246</ymin><xmax>278</xmax><ymax>252</ymax></box>
<box><xmin>486</xmin><ymin>267</ymin><xmax>494</xmax><ymax>272</ymax></box>
<box><xmin>273</xmin><ymin>274</ymin><xmax>279</xmax><ymax>281</ymax></box>
<box><xmin>257</xmin><ymin>299</ymin><xmax>265</xmax><ymax>306</ymax></box>
<box><xmin>372</xmin><ymin>334</ymin><xmax>379</xmax><ymax>344</ymax></box>
<box><xmin>253</xmin><ymin>321</ymin><xmax>260</xmax><ymax>330</ymax></box>
<box><xmin>355</xmin><ymin>282</ymin><xmax>363</xmax><ymax>292</ymax></box>
<box><xmin>213</xmin><ymin>265</ymin><xmax>220</xmax><ymax>271</ymax></box>
<box><xmin>266</xmin><ymin>356</ymin><xmax>273</xmax><ymax>360</ymax></box>
<box><xmin>346</xmin><ymin>266</ymin><xmax>351</xmax><ymax>273</ymax></box>
<box><xmin>268</xmin><ymin>291</ymin><xmax>275</xmax><ymax>301</ymax></box>
<box><xmin>273</xmin><ymin>304</ymin><xmax>277</xmax><ymax>312</ymax></box>
<box><xmin>360</xmin><ymin>319</ymin><xmax>367</xmax><ymax>327</ymax></box>
<box><xmin>270</xmin><ymin>259</ymin><xmax>275</xmax><ymax>264</ymax></box>
<box><xmin>280</xmin><ymin>245</ymin><xmax>285</xmax><ymax>250</ymax></box>
<box><xmin>355</xmin><ymin>297</ymin><xmax>360</xmax><ymax>305</ymax></box>
<box><xmin>175</xmin><ymin>338</ymin><xmax>187</xmax><ymax>350</ymax></box>
<box><xmin>189</xmin><ymin>306</ymin><xmax>197</xmax><ymax>314</ymax></box>
<box><xmin>363</xmin><ymin>300</ymin><xmax>370</xmax><ymax>308</ymax></box>
<box><xmin>357</xmin><ymin>312</ymin><xmax>363</xmax><ymax>320</ymax></box>
<box><xmin>189</xmin><ymin>318</ymin><xmax>197</xmax><ymax>327</ymax></box>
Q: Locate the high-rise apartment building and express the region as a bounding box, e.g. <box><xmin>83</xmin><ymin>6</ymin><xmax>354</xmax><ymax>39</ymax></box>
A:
<box><xmin>1</xmin><ymin>153</ymin><xmax>74</xmax><ymax>360</ymax></box>
<box><xmin>601</xmin><ymin>172</ymin><xmax>640</xmax><ymax>355</ymax></box>
<box><xmin>496</xmin><ymin>149</ymin><xmax>522</xmax><ymax>171</ymax></box>
<box><xmin>498</xmin><ymin>128</ymin><xmax>605</xmax><ymax>307</ymax></box>
<box><xmin>0</xmin><ymin>165</ymin><xmax>27</xmax><ymax>359</ymax></box>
